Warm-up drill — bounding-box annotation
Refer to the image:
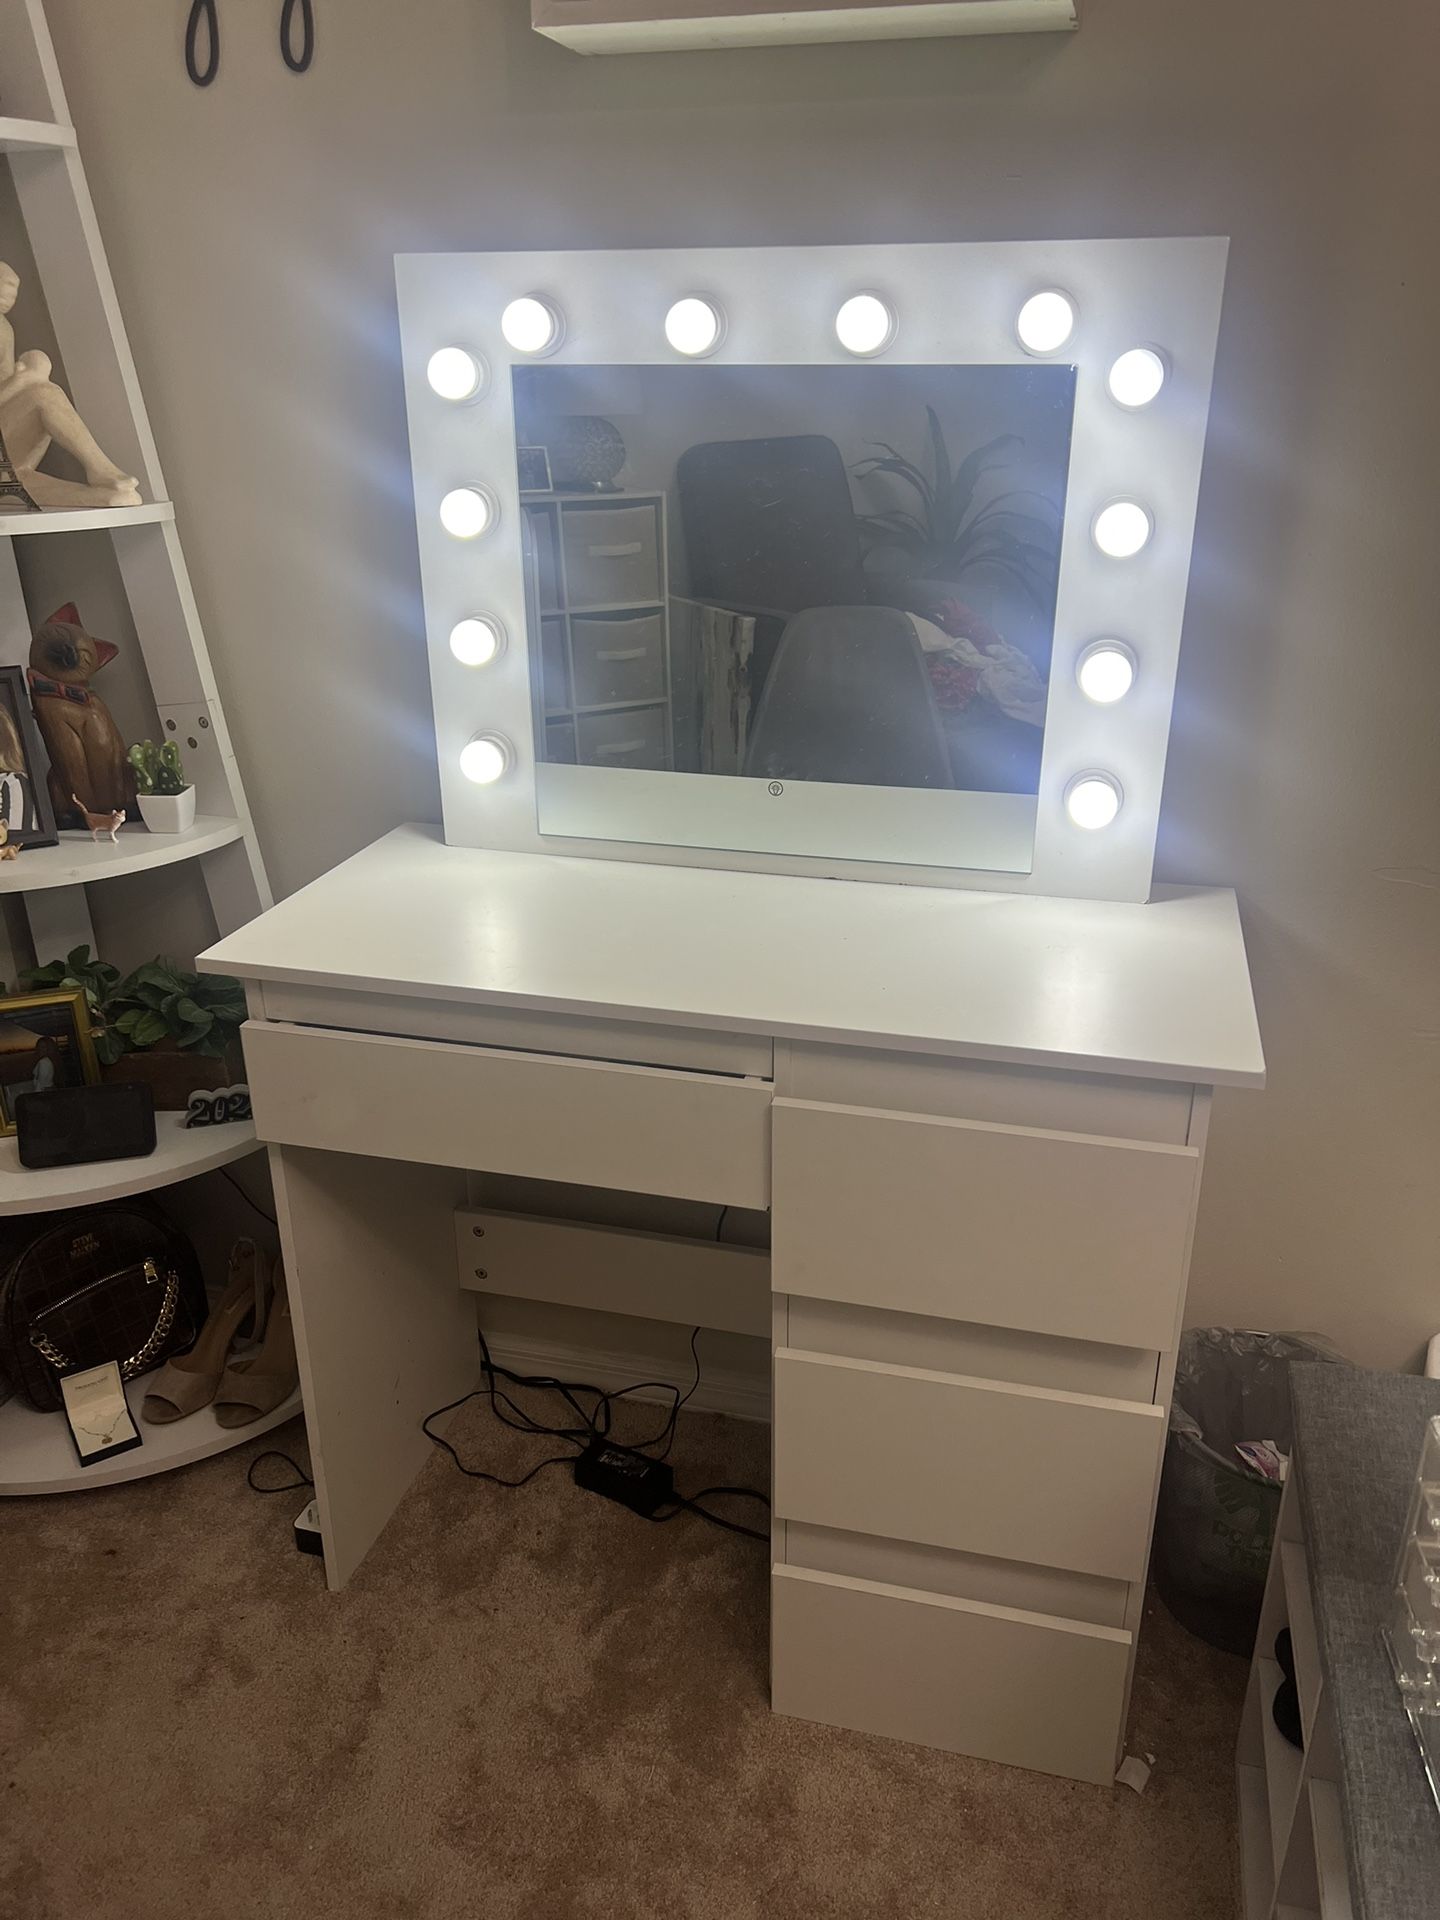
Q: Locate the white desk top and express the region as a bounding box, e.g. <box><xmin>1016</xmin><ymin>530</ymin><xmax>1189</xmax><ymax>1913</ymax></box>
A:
<box><xmin>201</xmin><ymin>825</ymin><xmax>1265</xmax><ymax>1088</ymax></box>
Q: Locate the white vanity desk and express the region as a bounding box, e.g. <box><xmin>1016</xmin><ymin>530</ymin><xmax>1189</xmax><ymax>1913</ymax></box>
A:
<box><xmin>201</xmin><ymin>821</ymin><xmax>1263</xmax><ymax>1787</ymax></box>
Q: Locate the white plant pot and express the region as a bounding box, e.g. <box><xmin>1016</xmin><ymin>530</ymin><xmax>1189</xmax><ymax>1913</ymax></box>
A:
<box><xmin>136</xmin><ymin>787</ymin><xmax>196</xmax><ymax>834</ymax></box>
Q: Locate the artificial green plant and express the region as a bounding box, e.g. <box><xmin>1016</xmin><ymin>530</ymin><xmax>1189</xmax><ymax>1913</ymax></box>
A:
<box><xmin>127</xmin><ymin>739</ymin><xmax>189</xmax><ymax>795</ymax></box>
<box><xmin>18</xmin><ymin>948</ymin><xmax>246</xmax><ymax>1066</ymax></box>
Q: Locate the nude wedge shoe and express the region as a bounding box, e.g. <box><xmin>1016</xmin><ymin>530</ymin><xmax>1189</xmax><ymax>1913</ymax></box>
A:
<box><xmin>142</xmin><ymin>1238</ymin><xmax>270</xmax><ymax>1424</ymax></box>
<box><xmin>213</xmin><ymin>1264</ymin><xmax>297</xmax><ymax>1428</ymax></box>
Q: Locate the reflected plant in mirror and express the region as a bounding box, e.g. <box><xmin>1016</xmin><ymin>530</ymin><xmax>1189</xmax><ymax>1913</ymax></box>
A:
<box><xmin>514</xmin><ymin>362</ymin><xmax>1075</xmax><ymax>871</ymax></box>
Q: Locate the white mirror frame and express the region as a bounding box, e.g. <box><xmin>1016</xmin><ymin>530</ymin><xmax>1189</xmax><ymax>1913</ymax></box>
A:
<box><xmin>395</xmin><ymin>238</ymin><xmax>1227</xmax><ymax>903</ymax></box>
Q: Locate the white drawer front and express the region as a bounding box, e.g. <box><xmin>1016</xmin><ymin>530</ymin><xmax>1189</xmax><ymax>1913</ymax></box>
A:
<box><xmin>576</xmin><ymin>703</ymin><xmax>668</xmax><ymax>770</ymax></box>
<box><xmin>773</xmin><ymin>1098</ymin><xmax>1198</xmax><ymax>1351</ymax></box>
<box><xmin>243</xmin><ymin>1021</ymin><xmax>771</xmax><ymax>1207</ymax></box>
<box><xmin>773</xmin><ymin>1348</ymin><xmax>1164</xmax><ymax>1581</ymax></box>
<box><xmin>256</xmin><ymin>983</ymin><xmax>774</xmax><ymax>1079</ymax></box>
<box><xmin>571</xmin><ymin>612</ymin><xmax>667</xmax><ymax>708</ymax></box>
<box><xmin>772</xmin><ymin>1564</ymin><xmax>1131</xmax><ymax>1785</ymax></box>
<box><xmin>562</xmin><ymin>502</ymin><xmax>662</xmax><ymax>608</ymax></box>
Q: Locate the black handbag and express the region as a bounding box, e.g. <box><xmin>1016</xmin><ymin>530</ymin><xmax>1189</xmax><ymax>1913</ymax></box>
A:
<box><xmin>0</xmin><ymin>1202</ymin><xmax>207</xmax><ymax>1413</ymax></box>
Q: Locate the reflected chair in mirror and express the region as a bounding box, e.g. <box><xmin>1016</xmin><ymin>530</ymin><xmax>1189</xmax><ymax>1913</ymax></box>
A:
<box><xmin>677</xmin><ymin>434</ymin><xmax>866</xmax><ymax>681</ymax></box>
<box><xmin>676</xmin><ymin>433</ymin><xmax>1043</xmax><ymax>796</ymax></box>
<box><xmin>742</xmin><ymin>606</ymin><xmax>954</xmax><ymax>789</ymax></box>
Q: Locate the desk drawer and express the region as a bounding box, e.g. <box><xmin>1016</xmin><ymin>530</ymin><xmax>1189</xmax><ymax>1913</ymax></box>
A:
<box><xmin>243</xmin><ymin>1020</ymin><xmax>770</xmax><ymax>1207</ymax></box>
<box><xmin>773</xmin><ymin>1348</ymin><xmax>1164</xmax><ymax>1581</ymax></box>
<box><xmin>773</xmin><ymin>1098</ymin><xmax>1198</xmax><ymax>1351</ymax></box>
<box><xmin>772</xmin><ymin>1564</ymin><xmax>1131</xmax><ymax>1785</ymax></box>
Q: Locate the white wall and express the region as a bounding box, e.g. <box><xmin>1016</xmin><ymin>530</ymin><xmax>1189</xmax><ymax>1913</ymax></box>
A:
<box><xmin>33</xmin><ymin>0</ymin><xmax>1440</xmax><ymax>1369</ymax></box>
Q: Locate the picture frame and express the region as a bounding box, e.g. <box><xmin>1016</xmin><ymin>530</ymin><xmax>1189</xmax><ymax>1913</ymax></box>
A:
<box><xmin>517</xmin><ymin>445</ymin><xmax>553</xmax><ymax>494</ymax></box>
<box><xmin>0</xmin><ymin>664</ymin><xmax>58</xmax><ymax>850</ymax></box>
<box><xmin>0</xmin><ymin>987</ymin><xmax>101</xmax><ymax>1136</ymax></box>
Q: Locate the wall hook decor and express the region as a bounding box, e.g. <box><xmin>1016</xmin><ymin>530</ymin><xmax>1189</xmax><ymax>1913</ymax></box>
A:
<box><xmin>185</xmin><ymin>0</ymin><xmax>219</xmax><ymax>87</ymax></box>
<box><xmin>185</xmin><ymin>0</ymin><xmax>315</xmax><ymax>86</ymax></box>
<box><xmin>280</xmin><ymin>0</ymin><xmax>315</xmax><ymax>74</ymax></box>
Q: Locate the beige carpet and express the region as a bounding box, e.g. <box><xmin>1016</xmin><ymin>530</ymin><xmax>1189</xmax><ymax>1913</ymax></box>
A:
<box><xmin>1</xmin><ymin>1394</ymin><xmax>1245</xmax><ymax>1919</ymax></box>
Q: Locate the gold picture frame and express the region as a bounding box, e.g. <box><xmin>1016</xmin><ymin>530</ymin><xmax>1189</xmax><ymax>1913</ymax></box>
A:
<box><xmin>0</xmin><ymin>987</ymin><xmax>101</xmax><ymax>1137</ymax></box>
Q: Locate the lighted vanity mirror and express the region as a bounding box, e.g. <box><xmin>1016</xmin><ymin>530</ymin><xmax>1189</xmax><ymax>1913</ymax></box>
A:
<box><xmin>515</xmin><ymin>361</ymin><xmax>1076</xmax><ymax>873</ymax></box>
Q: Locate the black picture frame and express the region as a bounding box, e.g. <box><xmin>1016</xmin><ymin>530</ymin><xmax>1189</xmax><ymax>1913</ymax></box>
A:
<box><xmin>517</xmin><ymin>446</ymin><xmax>553</xmax><ymax>494</ymax></box>
<box><xmin>0</xmin><ymin>663</ymin><xmax>58</xmax><ymax>850</ymax></box>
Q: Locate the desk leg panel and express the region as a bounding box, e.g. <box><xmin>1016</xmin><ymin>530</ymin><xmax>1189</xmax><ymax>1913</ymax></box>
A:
<box><xmin>269</xmin><ymin>1146</ymin><xmax>474</xmax><ymax>1590</ymax></box>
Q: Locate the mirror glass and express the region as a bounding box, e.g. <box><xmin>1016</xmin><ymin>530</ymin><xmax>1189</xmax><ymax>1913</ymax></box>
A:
<box><xmin>514</xmin><ymin>361</ymin><xmax>1075</xmax><ymax>872</ymax></box>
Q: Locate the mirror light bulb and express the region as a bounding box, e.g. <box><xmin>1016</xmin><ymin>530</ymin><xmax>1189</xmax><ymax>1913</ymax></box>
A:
<box><xmin>835</xmin><ymin>293</ymin><xmax>895</xmax><ymax>357</ymax></box>
<box><xmin>665</xmin><ymin>296</ymin><xmax>725</xmax><ymax>358</ymax></box>
<box><xmin>1016</xmin><ymin>289</ymin><xmax>1076</xmax><ymax>355</ymax></box>
<box><xmin>1093</xmin><ymin>500</ymin><xmax>1153</xmax><ymax>559</ymax></box>
<box><xmin>1065</xmin><ymin>772</ymin><xmax>1123</xmax><ymax>831</ymax></box>
<box><xmin>460</xmin><ymin>734</ymin><xmax>511</xmax><ymax>785</ymax></box>
<box><xmin>439</xmin><ymin>486</ymin><xmax>496</xmax><ymax>541</ymax></box>
<box><xmin>1108</xmin><ymin>347</ymin><xmax>1167</xmax><ymax>409</ymax></box>
<box><xmin>449</xmin><ymin>616</ymin><xmax>504</xmax><ymax>667</ymax></box>
<box><xmin>1076</xmin><ymin>640</ymin><xmax>1137</xmax><ymax>705</ymax></box>
<box><xmin>501</xmin><ymin>295</ymin><xmax>561</xmax><ymax>356</ymax></box>
<box><xmin>425</xmin><ymin>346</ymin><xmax>484</xmax><ymax>403</ymax></box>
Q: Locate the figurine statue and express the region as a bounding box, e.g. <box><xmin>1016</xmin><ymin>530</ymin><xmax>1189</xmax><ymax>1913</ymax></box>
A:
<box><xmin>0</xmin><ymin>262</ymin><xmax>141</xmax><ymax>511</ymax></box>
<box><xmin>28</xmin><ymin>603</ymin><xmax>131</xmax><ymax>822</ymax></box>
<box><xmin>74</xmin><ymin>794</ymin><xmax>126</xmax><ymax>843</ymax></box>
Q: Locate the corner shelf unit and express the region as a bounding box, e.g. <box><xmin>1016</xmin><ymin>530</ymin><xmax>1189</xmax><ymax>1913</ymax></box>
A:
<box><xmin>0</xmin><ymin>0</ymin><xmax>275</xmax><ymax>1498</ymax></box>
<box><xmin>522</xmin><ymin>490</ymin><xmax>675</xmax><ymax>773</ymax></box>
<box><xmin>1236</xmin><ymin>1472</ymin><xmax>1354</xmax><ymax>1920</ymax></box>
<box><xmin>0</xmin><ymin>1112</ymin><xmax>257</xmax><ymax>1217</ymax></box>
<box><xmin>0</xmin><ymin>1379</ymin><xmax>301</xmax><ymax>1495</ymax></box>
<box><xmin>0</xmin><ymin>111</ymin><xmax>73</xmax><ymax>151</ymax></box>
<box><xmin>0</xmin><ymin>817</ymin><xmax>245</xmax><ymax>892</ymax></box>
<box><xmin>0</xmin><ymin>500</ymin><xmax>173</xmax><ymax>535</ymax></box>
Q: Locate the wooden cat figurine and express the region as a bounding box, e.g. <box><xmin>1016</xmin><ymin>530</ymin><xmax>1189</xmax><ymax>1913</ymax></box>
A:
<box><xmin>28</xmin><ymin>603</ymin><xmax>130</xmax><ymax>824</ymax></box>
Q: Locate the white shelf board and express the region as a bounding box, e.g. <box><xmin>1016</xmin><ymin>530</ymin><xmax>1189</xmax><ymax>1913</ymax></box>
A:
<box><xmin>1261</xmin><ymin>1655</ymin><xmax>1306</xmax><ymax>1873</ymax></box>
<box><xmin>1282</xmin><ymin>1538</ymin><xmax>1323</xmax><ymax>1732</ymax></box>
<box><xmin>0</xmin><ymin>501</ymin><xmax>173</xmax><ymax>536</ymax></box>
<box><xmin>1309</xmin><ymin>1780</ymin><xmax>1353</xmax><ymax>1920</ymax></box>
<box><xmin>0</xmin><ymin>1380</ymin><xmax>301</xmax><ymax>1495</ymax></box>
<box><xmin>0</xmin><ymin>115</ymin><xmax>76</xmax><ymax>152</ymax></box>
<box><xmin>0</xmin><ymin>816</ymin><xmax>244</xmax><ymax>893</ymax></box>
<box><xmin>1238</xmin><ymin>1762</ymin><xmax>1274</xmax><ymax>1920</ymax></box>
<box><xmin>0</xmin><ymin>1113</ymin><xmax>258</xmax><ymax>1217</ymax></box>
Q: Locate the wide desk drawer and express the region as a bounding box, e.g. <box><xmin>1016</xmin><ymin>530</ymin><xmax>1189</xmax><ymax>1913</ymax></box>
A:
<box><xmin>243</xmin><ymin>1020</ymin><xmax>771</xmax><ymax>1207</ymax></box>
<box><xmin>772</xmin><ymin>1564</ymin><xmax>1130</xmax><ymax>1785</ymax></box>
<box><xmin>773</xmin><ymin>1348</ymin><xmax>1164</xmax><ymax>1582</ymax></box>
<box><xmin>773</xmin><ymin>1098</ymin><xmax>1198</xmax><ymax>1351</ymax></box>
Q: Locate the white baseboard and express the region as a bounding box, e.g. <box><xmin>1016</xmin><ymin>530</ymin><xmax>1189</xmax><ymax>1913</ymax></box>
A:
<box><xmin>481</xmin><ymin>1328</ymin><xmax>771</xmax><ymax>1425</ymax></box>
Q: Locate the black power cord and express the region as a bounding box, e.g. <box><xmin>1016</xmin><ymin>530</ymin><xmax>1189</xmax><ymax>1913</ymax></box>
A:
<box><xmin>247</xmin><ymin>1449</ymin><xmax>312</xmax><ymax>1493</ymax></box>
<box><xmin>423</xmin><ymin>1327</ymin><xmax>769</xmax><ymax>1542</ymax></box>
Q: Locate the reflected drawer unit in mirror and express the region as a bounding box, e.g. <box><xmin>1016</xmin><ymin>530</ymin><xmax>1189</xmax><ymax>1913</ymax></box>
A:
<box><xmin>522</xmin><ymin>490</ymin><xmax>674</xmax><ymax>773</ymax></box>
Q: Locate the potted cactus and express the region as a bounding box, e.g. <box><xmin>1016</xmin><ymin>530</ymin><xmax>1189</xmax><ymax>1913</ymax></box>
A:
<box><xmin>128</xmin><ymin>738</ymin><xmax>195</xmax><ymax>834</ymax></box>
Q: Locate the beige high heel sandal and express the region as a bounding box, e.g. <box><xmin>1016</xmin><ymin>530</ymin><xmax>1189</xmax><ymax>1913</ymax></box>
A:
<box><xmin>213</xmin><ymin>1263</ymin><xmax>297</xmax><ymax>1428</ymax></box>
<box><xmin>142</xmin><ymin>1238</ymin><xmax>270</xmax><ymax>1425</ymax></box>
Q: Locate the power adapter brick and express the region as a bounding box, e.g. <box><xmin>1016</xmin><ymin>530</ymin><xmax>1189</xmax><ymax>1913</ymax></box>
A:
<box><xmin>574</xmin><ymin>1438</ymin><xmax>675</xmax><ymax>1517</ymax></box>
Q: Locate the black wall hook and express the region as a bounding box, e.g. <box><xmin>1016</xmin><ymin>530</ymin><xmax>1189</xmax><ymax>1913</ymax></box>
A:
<box><xmin>185</xmin><ymin>0</ymin><xmax>219</xmax><ymax>87</ymax></box>
<box><xmin>280</xmin><ymin>0</ymin><xmax>315</xmax><ymax>74</ymax></box>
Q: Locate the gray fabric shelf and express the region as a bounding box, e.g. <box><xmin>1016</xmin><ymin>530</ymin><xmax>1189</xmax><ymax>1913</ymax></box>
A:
<box><xmin>1291</xmin><ymin>1362</ymin><xmax>1440</xmax><ymax>1920</ymax></box>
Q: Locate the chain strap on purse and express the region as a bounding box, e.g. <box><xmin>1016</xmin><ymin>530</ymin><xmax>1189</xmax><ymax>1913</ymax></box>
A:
<box><xmin>28</xmin><ymin>1259</ymin><xmax>180</xmax><ymax>1378</ymax></box>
